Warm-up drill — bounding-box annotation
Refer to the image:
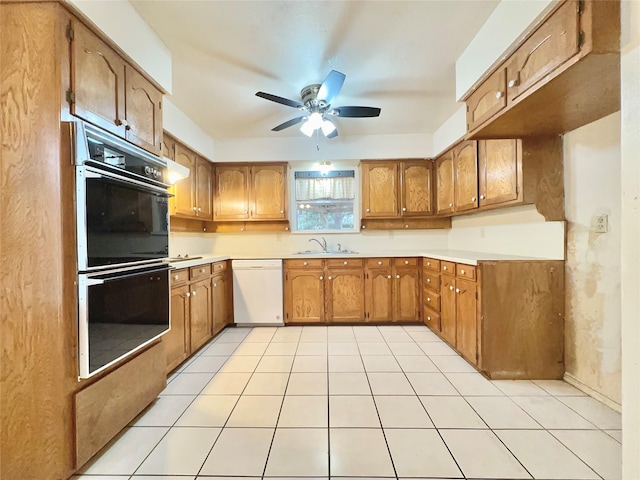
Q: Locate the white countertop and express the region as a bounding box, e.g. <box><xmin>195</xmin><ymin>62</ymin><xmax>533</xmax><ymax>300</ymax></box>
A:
<box><xmin>169</xmin><ymin>250</ymin><xmax>559</xmax><ymax>268</ymax></box>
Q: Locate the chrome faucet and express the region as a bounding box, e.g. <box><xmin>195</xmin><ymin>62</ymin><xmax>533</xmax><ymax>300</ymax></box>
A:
<box><xmin>309</xmin><ymin>237</ymin><xmax>328</xmax><ymax>252</ymax></box>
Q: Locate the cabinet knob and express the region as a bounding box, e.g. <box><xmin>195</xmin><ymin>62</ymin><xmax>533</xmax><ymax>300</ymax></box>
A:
<box><xmin>240</xmin><ymin>227</ymin><xmax>244</xmax><ymax>231</ymax></box>
<box><xmin>443</xmin><ymin>266</ymin><xmax>447</xmax><ymax>271</ymax></box>
<box><xmin>449</xmin><ymin>203</ymin><xmax>453</xmax><ymax>207</ymax></box>
<box><xmin>343</xmin><ymin>261</ymin><xmax>348</xmax><ymax>265</ymax></box>
<box><xmin>193</xmin><ymin>207</ymin><xmax>197</xmax><ymax>211</ymax></box>
<box><xmin>285</xmin><ymin>227</ymin><xmax>289</xmax><ymax>231</ymax></box>
<box><xmin>404</xmin><ymin>260</ymin><xmax>409</xmax><ymax>265</ymax></box>
<box><xmin>396</xmin><ymin>274</ymin><xmax>400</xmax><ymax>279</ymax></box>
<box><xmin>244</xmin><ymin>210</ymin><xmax>248</xmax><ymax>214</ymax></box>
<box><xmin>427</xmin><ymin>262</ymin><xmax>431</xmax><ymax>266</ymax></box>
<box><xmin>427</xmin><ymin>297</ymin><xmax>431</xmax><ymax>302</ymax></box>
<box><xmin>456</xmin><ymin>288</ymin><xmax>460</xmax><ymax>293</ymax></box>
<box><xmin>508</xmin><ymin>79</ymin><xmax>519</xmax><ymax>88</ymax></box>
<box><xmin>319</xmin><ymin>276</ymin><xmax>324</xmax><ymax>280</ymax></box>
<box><xmin>303</xmin><ymin>261</ymin><xmax>308</xmax><ymax>266</ymax></box>
<box><xmin>449</xmin><ymin>285</ymin><xmax>454</xmax><ymax>291</ymax></box>
<box><xmin>174</xmin><ymin>275</ymin><xmax>179</xmax><ymax>280</ymax></box>
<box><xmin>427</xmin><ymin>278</ymin><xmax>431</xmax><ymax>283</ymax></box>
<box><xmin>402</xmin><ymin>207</ymin><xmax>406</xmax><ymax>212</ymax></box>
<box><xmin>378</xmin><ymin>261</ymin><xmax>382</xmax><ymax>265</ymax></box>
<box><xmin>366</xmin><ymin>208</ymin><xmax>370</xmax><ymax>212</ymax></box>
<box><xmin>200</xmin><ymin>268</ymin><xmax>205</xmax><ymax>273</ymax></box>
<box><xmin>480</xmin><ymin>194</ymin><xmax>485</xmax><ymax>200</ymax></box>
<box><xmin>198</xmin><ymin>207</ymin><xmax>202</xmax><ymax>212</ymax></box>
<box><xmin>213</xmin><ymin>282</ymin><xmax>217</xmax><ymax>287</ymax></box>
<box><xmin>387</xmin><ymin>275</ymin><xmax>392</xmax><ymax>279</ymax></box>
<box><xmin>404</xmin><ymin>225</ymin><xmax>409</xmax><ymax>229</ymax></box>
<box><xmin>192</xmin><ymin>291</ymin><xmax>197</xmax><ymax>296</ymax></box>
<box><xmin>461</xmin><ymin>269</ymin><xmax>465</xmax><ymax>274</ymax></box>
<box><xmin>427</xmin><ymin>315</ymin><xmax>431</xmax><ymax>321</ymax></box>
<box><xmin>471</xmin><ymin>197</ymin><xmax>476</xmax><ymax>202</ymax></box>
<box><xmin>495</xmin><ymin>91</ymin><xmax>504</xmax><ymax>99</ymax></box>
<box><xmin>186</xmin><ymin>292</ymin><xmax>191</xmax><ymax>297</ymax></box>
<box><xmin>280</xmin><ymin>210</ymin><xmax>284</xmax><ymax>214</ymax></box>
<box><xmin>362</xmin><ymin>225</ymin><xmax>366</xmax><ymax>229</ymax></box>
<box><xmin>328</xmin><ymin>276</ymin><xmax>333</xmax><ymax>280</ymax></box>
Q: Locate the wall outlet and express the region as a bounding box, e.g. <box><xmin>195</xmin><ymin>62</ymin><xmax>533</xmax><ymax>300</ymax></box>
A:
<box><xmin>591</xmin><ymin>214</ymin><xmax>608</xmax><ymax>233</ymax></box>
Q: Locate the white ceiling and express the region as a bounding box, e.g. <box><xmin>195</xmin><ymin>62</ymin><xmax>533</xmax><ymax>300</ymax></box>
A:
<box><xmin>131</xmin><ymin>1</ymin><xmax>499</xmax><ymax>140</ymax></box>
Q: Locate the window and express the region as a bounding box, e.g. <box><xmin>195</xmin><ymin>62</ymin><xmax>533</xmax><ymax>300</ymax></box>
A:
<box><xmin>293</xmin><ymin>170</ymin><xmax>357</xmax><ymax>232</ymax></box>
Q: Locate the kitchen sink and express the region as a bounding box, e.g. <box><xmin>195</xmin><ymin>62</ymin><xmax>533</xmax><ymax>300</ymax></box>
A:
<box><xmin>293</xmin><ymin>250</ymin><xmax>359</xmax><ymax>255</ymax></box>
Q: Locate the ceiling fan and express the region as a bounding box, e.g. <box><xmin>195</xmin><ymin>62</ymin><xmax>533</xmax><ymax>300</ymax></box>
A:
<box><xmin>255</xmin><ymin>70</ymin><xmax>381</xmax><ymax>139</ymax></box>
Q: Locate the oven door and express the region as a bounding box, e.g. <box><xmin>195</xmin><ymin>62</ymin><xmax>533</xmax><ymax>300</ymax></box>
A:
<box><xmin>78</xmin><ymin>264</ymin><xmax>171</xmax><ymax>379</ymax></box>
<box><xmin>77</xmin><ymin>165</ymin><xmax>170</xmax><ymax>272</ymax></box>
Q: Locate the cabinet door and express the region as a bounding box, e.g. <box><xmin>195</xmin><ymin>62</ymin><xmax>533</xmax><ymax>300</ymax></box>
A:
<box><xmin>365</xmin><ymin>269</ymin><xmax>393</xmax><ymax>322</ymax></box>
<box><xmin>440</xmin><ymin>275</ymin><xmax>457</xmax><ymax>346</ymax></box>
<box><xmin>478</xmin><ymin>140</ymin><xmax>521</xmax><ymax>207</ymax></box>
<box><xmin>285</xmin><ymin>269</ymin><xmax>325</xmax><ymax>323</ymax></box>
<box><xmin>436</xmin><ymin>152</ymin><xmax>455</xmax><ymax>215</ymax></box>
<box><xmin>250</xmin><ymin>164</ymin><xmax>287</xmax><ymax>220</ymax></box>
<box><xmin>189</xmin><ymin>279</ymin><xmax>212</xmax><ymax>352</ymax></box>
<box><xmin>166</xmin><ymin>285</ymin><xmax>190</xmax><ymax>372</ymax></box>
<box><xmin>195</xmin><ymin>157</ymin><xmax>213</xmax><ymax>220</ymax></box>
<box><xmin>506</xmin><ymin>1</ymin><xmax>580</xmax><ymax>103</ymax></box>
<box><xmin>466</xmin><ymin>67</ymin><xmax>507</xmax><ymax>132</ymax></box>
<box><xmin>212</xmin><ymin>273</ymin><xmax>227</xmax><ymax>335</ymax></box>
<box><xmin>454</xmin><ymin>141</ymin><xmax>479</xmax><ymax>212</ymax></box>
<box><xmin>124</xmin><ymin>66</ymin><xmax>163</xmax><ymax>155</ymax></box>
<box><xmin>362</xmin><ymin>162</ymin><xmax>398</xmax><ymax>218</ymax></box>
<box><xmin>394</xmin><ymin>267</ymin><xmax>421</xmax><ymax>322</ymax></box>
<box><xmin>326</xmin><ymin>269</ymin><xmax>365</xmax><ymax>322</ymax></box>
<box><xmin>162</xmin><ymin>135</ymin><xmax>175</xmax><ymax>160</ymax></box>
<box><xmin>401</xmin><ymin>161</ymin><xmax>433</xmax><ymax>216</ymax></box>
<box><xmin>215</xmin><ymin>166</ymin><xmax>250</xmax><ymax>220</ymax></box>
<box><xmin>171</xmin><ymin>144</ymin><xmax>197</xmax><ymax>217</ymax></box>
<box><xmin>455</xmin><ymin>278</ymin><xmax>478</xmax><ymax>365</ymax></box>
<box><xmin>70</xmin><ymin>20</ymin><xmax>126</xmax><ymax>137</ymax></box>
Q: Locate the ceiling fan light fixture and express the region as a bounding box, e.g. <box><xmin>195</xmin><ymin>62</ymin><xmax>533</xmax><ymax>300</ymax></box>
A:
<box><xmin>321</xmin><ymin>119</ymin><xmax>336</xmax><ymax>136</ymax></box>
<box><xmin>308</xmin><ymin>112</ymin><xmax>324</xmax><ymax>129</ymax></box>
<box><xmin>300</xmin><ymin>119</ymin><xmax>316</xmax><ymax>137</ymax></box>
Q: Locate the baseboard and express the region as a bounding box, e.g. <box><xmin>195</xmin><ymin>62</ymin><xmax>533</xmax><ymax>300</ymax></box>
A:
<box><xmin>563</xmin><ymin>372</ymin><xmax>622</xmax><ymax>413</ymax></box>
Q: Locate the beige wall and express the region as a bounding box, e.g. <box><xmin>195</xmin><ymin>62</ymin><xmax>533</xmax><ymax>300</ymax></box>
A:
<box><xmin>563</xmin><ymin>113</ymin><xmax>622</xmax><ymax>406</ymax></box>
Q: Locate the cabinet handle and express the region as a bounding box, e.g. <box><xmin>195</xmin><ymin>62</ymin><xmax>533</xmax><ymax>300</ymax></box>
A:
<box><xmin>449</xmin><ymin>285</ymin><xmax>454</xmax><ymax>291</ymax></box>
<box><xmin>427</xmin><ymin>278</ymin><xmax>431</xmax><ymax>283</ymax></box>
<box><xmin>396</xmin><ymin>274</ymin><xmax>400</xmax><ymax>279</ymax></box>
<box><xmin>192</xmin><ymin>291</ymin><xmax>197</xmax><ymax>296</ymax></box>
<box><xmin>402</xmin><ymin>207</ymin><xmax>406</xmax><ymax>211</ymax></box>
<box><xmin>200</xmin><ymin>268</ymin><xmax>205</xmax><ymax>273</ymax></box>
<box><xmin>213</xmin><ymin>282</ymin><xmax>217</xmax><ymax>287</ymax></box>
<box><xmin>303</xmin><ymin>261</ymin><xmax>308</xmax><ymax>266</ymax></box>
<box><xmin>378</xmin><ymin>261</ymin><xmax>382</xmax><ymax>265</ymax></box>
<box><xmin>427</xmin><ymin>297</ymin><xmax>431</xmax><ymax>302</ymax></box>
<box><xmin>449</xmin><ymin>203</ymin><xmax>453</xmax><ymax>207</ymax></box>
<box><xmin>240</xmin><ymin>227</ymin><xmax>244</xmax><ymax>231</ymax></box>
<box><xmin>480</xmin><ymin>194</ymin><xmax>485</xmax><ymax>200</ymax></box>
<box><xmin>427</xmin><ymin>315</ymin><xmax>431</xmax><ymax>321</ymax></box>
<box><xmin>328</xmin><ymin>276</ymin><xmax>333</xmax><ymax>280</ymax></box>
<box><xmin>508</xmin><ymin>79</ymin><xmax>519</xmax><ymax>88</ymax></box>
<box><xmin>387</xmin><ymin>275</ymin><xmax>392</xmax><ymax>279</ymax></box>
<box><xmin>186</xmin><ymin>292</ymin><xmax>191</xmax><ymax>297</ymax></box>
<box><xmin>174</xmin><ymin>275</ymin><xmax>179</xmax><ymax>280</ymax></box>
<box><xmin>280</xmin><ymin>210</ymin><xmax>284</xmax><ymax>214</ymax></box>
<box><xmin>244</xmin><ymin>210</ymin><xmax>248</xmax><ymax>214</ymax></box>
<box><xmin>427</xmin><ymin>262</ymin><xmax>431</xmax><ymax>266</ymax></box>
<box><xmin>461</xmin><ymin>269</ymin><xmax>465</xmax><ymax>274</ymax></box>
<box><xmin>285</xmin><ymin>227</ymin><xmax>289</xmax><ymax>231</ymax></box>
<box><xmin>198</xmin><ymin>207</ymin><xmax>202</xmax><ymax>212</ymax></box>
<box><xmin>443</xmin><ymin>266</ymin><xmax>448</xmax><ymax>271</ymax></box>
<box><xmin>193</xmin><ymin>207</ymin><xmax>197</xmax><ymax>211</ymax></box>
<box><xmin>343</xmin><ymin>261</ymin><xmax>348</xmax><ymax>265</ymax></box>
<box><xmin>471</xmin><ymin>197</ymin><xmax>476</xmax><ymax>202</ymax></box>
<box><xmin>495</xmin><ymin>91</ymin><xmax>504</xmax><ymax>99</ymax></box>
<box><xmin>361</xmin><ymin>225</ymin><xmax>366</xmax><ymax>229</ymax></box>
<box><xmin>404</xmin><ymin>225</ymin><xmax>409</xmax><ymax>229</ymax></box>
<box><xmin>404</xmin><ymin>260</ymin><xmax>409</xmax><ymax>265</ymax></box>
<box><xmin>319</xmin><ymin>276</ymin><xmax>324</xmax><ymax>280</ymax></box>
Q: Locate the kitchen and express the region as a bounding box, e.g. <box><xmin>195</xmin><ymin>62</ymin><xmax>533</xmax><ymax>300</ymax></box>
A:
<box><xmin>0</xmin><ymin>1</ymin><xmax>638</xmax><ymax>479</ymax></box>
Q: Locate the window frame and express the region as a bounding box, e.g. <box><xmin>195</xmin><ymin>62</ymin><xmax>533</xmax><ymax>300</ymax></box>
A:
<box><xmin>289</xmin><ymin>163</ymin><xmax>361</xmax><ymax>234</ymax></box>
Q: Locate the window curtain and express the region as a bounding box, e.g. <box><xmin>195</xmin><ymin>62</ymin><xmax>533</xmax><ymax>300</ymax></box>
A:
<box><xmin>295</xmin><ymin>177</ymin><xmax>355</xmax><ymax>201</ymax></box>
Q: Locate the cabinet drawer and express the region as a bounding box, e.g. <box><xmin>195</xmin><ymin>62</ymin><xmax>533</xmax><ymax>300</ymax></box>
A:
<box><xmin>423</xmin><ymin>258</ymin><xmax>440</xmax><ymax>272</ymax></box>
<box><xmin>367</xmin><ymin>258</ymin><xmax>391</xmax><ymax>268</ymax></box>
<box><xmin>424</xmin><ymin>309</ymin><xmax>441</xmax><ymax>330</ymax></box>
<box><xmin>285</xmin><ymin>259</ymin><xmax>324</xmax><ymax>268</ymax></box>
<box><xmin>441</xmin><ymin>261</ymin><xmax>456</xmax><ymax>274</ymax></box>
<box><xmin>213</xmin><ymin>261</ymin><xmax>227</xmax><ymax>273</ymax></box>
<box><xmin>170</xmin><ymin>268</ymin><xmax>189</xmax><ymax>286</ymax></box>
<box><xmin>423</xmin><ymin>272</ymin><xmax>440</xmax><ymax>292</ymax></box>
<box><xmin>456</xmin><ymin>264</ymin><xmax>476</xmax><ymax>280</ymax></box>
<box><xmin>326</xmin><ymin>258</ymin><xmax>364</xmax><ymax>268</ymax></box>
<box><xmin>423</xmin><ymin>290</ymin><xmax>441</xmax><ymax>312</ymax></box>
<box><xmin>466</xmin><ymin>67</ymin><xmax>507</xmax><ymax>131</ymax></box>
<box><xmin>394</xmin><ymin>257</ymin><xmax>418</xmax><ymax>267</ymax></box>
<box><xmin>190</xmin><ymin>263</ymin><xmax>212</xmax><ymax>279</ymax></box>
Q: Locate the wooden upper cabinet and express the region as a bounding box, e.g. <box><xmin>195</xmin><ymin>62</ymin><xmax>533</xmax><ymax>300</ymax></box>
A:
<box><xmin>124</xmin><ymin>67</ymin><xmax>163</xmax><ymax>156</ymax></box>
<box><xmin>326</xmin><ymin>269</ymin><xmax>365</xmax><ymax>322</ymax></box>
<box><xmin>172</xmin><ymin>143</ymin><xmax>197</xmax><ymax>217</ymax></box>
<box><xmin>195</xmin><ymin>158</ymin><xmax>213</xmax><ymax>221</ymax></box>
<box><xmin>70</xmin><ymin>19</ymin><xmax>126</xmax><ymax>138</ymax></box>
<box><xmin>506</xmin><ymin>1</ymin><xmax>580</xmax><ymax>103</ymax></box>
<box><xmin>69</xmin><ymin>20</ymin><xmax>163</xmax><ymax>155</ymax></box>
<box><xmin>161</xmin><ymin>136</ymin><xmax>175</xmax><ymax>161</ymax></box>
<box><xmin>454</xmin><ymin>141</ymin><xmax>478</xmax><ymax>212</ymax></box>
<box><xmin>362</xmin><ymin>162</ymin><xmax>399</xmax><ymax>218</ymax></box>
<box><xmin>215</xmin><ymin>166</ymin><xmax>250</xmax><ymax>220</ymax></box>
<box><xmin>466</xmin><ymin>68</ymin><xmax>507</xmax><ymax>132</ymax></box>
<box><xmin>251</xmin><ymin>164</ymin><xmax>287</xmax><ymax>220</ymax></box>
<box><xmin>401</xmin><ymin>161</ymin><xmax>433</xmax><ymax>216</ymax></box>
<box><xmin>436</xmin><ymin>152</ymin><xmax>455</xmax><ymax>215</ymax></box>
<box><xmin>478</xmin><ymin>139</ymin><xmax>521</xmax><ymax>207</ymax></box>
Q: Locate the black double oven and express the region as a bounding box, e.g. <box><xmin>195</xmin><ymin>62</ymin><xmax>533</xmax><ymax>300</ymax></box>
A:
<box><xmin>73</xmin><ymin>121</ymin><xmax>172</xmax><ymax>379</ymax></box>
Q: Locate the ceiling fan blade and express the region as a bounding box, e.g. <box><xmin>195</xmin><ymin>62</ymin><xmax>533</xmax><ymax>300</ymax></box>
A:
<box><xmin>256</xmin><ymin>91</ymin><xmax>304</xmax><ymax>109</ymax></box>
<box><xmin>326</xmin><ymin>128</ymin><xmax>339</xmax><ymax>139</ymax></box>
<box><xmin>331</xmin><ymin>106</ymin><xmax>381</xmax><ymax>118</ymax></box>
<box><xmin>272</xmin><ymin>116</ymin><xmax>307</xmax><ymax>131</ymax></box>
<box><xmin>317</xmin><ymin>70</ymin><xmax>346</xmax><ymax>105</ymax></box>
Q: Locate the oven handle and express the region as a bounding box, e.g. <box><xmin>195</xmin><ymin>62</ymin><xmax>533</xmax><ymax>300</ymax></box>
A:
<box><xmin>84</xmin><ymin>165</ymin><xmax>171</xmax><ymax>197</ymax></box>
<box><xmin>86</xmin><ymin>265</ymin><xmax>173</xmax><ymax>286</ymax></box>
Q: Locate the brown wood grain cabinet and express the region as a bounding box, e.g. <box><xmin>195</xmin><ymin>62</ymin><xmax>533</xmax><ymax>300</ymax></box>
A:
<box><xmin>284</xmin><ymin>265</ymin><xmax>326</xmax><ymax>323</ymax></box>
<box><xmin>165</xmin><ymin>282</ymin><xmax>191</xmax><ymax>372</ymax></box>
<box><xmin>215</xmin><ymin>163</ymin><xmax>288</xmax><ymax>222</ymax></box>
<box><xmin>212</xmin><ymin>272</ymin><xmax>230</xmax><ymax>334</ymax></box>
<box><xmin>478</xmin><ymin>139</ymin><xmax>520</xmax><ymax>207</ymax></box>
<box><xmin>189</xmin><ymin>278</ymin><xmax>213</xmax><ymax>352</ymax></box>
<box><xmin>439</xmin><ymin>273</ymin><xmax>457</xmax><ymax>346</ymax></box>
<box><xmin>69</xmin><ymin>19</ymin><xmax>163</xmax><ymax>155</ymax></box>
<box><xmin>393</xmin><ymin>260</ymin><xmax>422</xmax><ymax>322</ymax></box>
<box><xmin>465</xmin><ymin>0</ymin><xmax>620</xmax><ymax>138</ymax></box>
<box><xmin>435</xmin><ymin>152</ymin><xmax>455</xmax><ymax>215</ymax></box>
<box><xmin>401</xmin><ymin>161</ymin><xmax>434</xmax><ymax>216</ymax></box>
<box><xmin>365</xmin><ymin>266</ymin><xmax>394</xmax><ymax>322</ymax></box>
<box><xmin>326</xmin><ymin>268</ymin><xmax>366</xmax><ymax>322</ymax></box>
<box><xmin>453</xmin><ymin>141</ymin><xmax>479</xmax><ymax>212</ymax></box>
<box><xmin>423</xmin><ymin>258</ymin><xmax>441</xmax><ymax>332</ymax></box>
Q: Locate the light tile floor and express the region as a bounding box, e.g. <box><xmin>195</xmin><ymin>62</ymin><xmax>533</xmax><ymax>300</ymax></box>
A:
<box><xmin>74</xmin><ymin>325</ymin><xmax>622</xmax><ymax>480</ymax></box>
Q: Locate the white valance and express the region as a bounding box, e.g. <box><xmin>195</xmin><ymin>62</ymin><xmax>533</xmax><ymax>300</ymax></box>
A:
<box><xmin>295</xmin><ymin>177</ymin><xmax>355</xmax><ymax>201</ymax></box>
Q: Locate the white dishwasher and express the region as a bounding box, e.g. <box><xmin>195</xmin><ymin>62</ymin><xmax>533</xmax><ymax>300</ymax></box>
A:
<box><xmin>232</xmin><ymin>259</ymin><xmax>284</xmax><ymax>326</ymax></box>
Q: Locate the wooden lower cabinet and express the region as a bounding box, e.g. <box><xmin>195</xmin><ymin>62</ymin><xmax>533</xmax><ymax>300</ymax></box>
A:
<box><xmin>212</xmin><ymin>271</ymin><xmax>230</xmax><ymax>334</ymax></box>
<box><xmin>165</xmin><ymin>284</ymin><xmax>191</xmax><ymax>372</ymax></box>
<box><xmin>285</xmin><ymin>268</ymin><xmax>325</xmax><ymax>323</ymax></box>
<box><xmin>190</xmin><ymin>278</ymin><xmax>213</xmax><ymax>351</ymax></box>
<box><xmin>423</xmin><ymin>259</ymin><xmax>564</xmax><ymax>379</ymax></box>
<box><xmin>365</xmin><ymin>268</ymin><xmax>394</xmax><ymax>321</ymax></box>
<box><xmin>326</xmin><ymin>268</ymin><xmax>365</xmax><ymax>322</ymax></box>
<box><xmin>394</xmin><ymin>265</ymin><xmax>421</xmax><ymax>321</ymax></box>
